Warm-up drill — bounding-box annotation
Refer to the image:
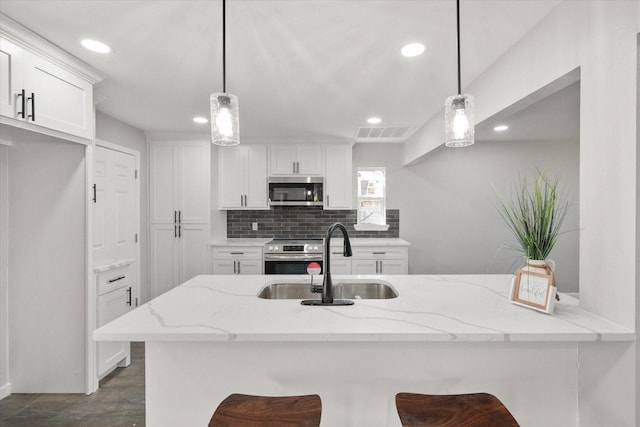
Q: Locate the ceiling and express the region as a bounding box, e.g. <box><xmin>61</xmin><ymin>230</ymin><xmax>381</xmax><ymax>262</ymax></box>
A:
<box><xmin>0</xmin><ymin>0</ymin><xmax>561</xmax><ymax>142</ymax></box>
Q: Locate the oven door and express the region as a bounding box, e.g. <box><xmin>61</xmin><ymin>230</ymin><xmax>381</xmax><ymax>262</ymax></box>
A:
<box><xmin>264</xmin><ymin>257</ymin><xmax>323</xmax><ymax>275</ymax></box>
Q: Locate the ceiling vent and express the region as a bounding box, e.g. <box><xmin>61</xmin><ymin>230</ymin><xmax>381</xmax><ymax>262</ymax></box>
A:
<box><xmin>354</xmin><ymin>125</ymin><xmax>417</xmax><ymax>143</ymax></box>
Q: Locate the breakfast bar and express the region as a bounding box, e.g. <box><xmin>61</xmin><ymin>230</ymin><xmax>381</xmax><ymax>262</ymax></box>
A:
<box><xmin>94</xmin><ymin>274</ymin><xmax>633</xmax><ymax>426</ymax></box>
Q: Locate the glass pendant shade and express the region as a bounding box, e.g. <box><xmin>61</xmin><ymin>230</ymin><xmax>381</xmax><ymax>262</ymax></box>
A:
<box><xmin>210</xmin><ymin>93</ymin><xmax>240</xmax><ymax>146</ymax></box>
<box><xmin>444</xmin><ymin>94</ymin><xmax>474</xmax><ymax>147</ymax></box>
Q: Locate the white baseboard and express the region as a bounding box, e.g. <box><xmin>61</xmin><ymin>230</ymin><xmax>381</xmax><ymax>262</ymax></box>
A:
<box><xmin>0</xmin><ymin>381</ymin><xmax>11</xmax><ymax>400</ymax></box>
<box><xmin>565</xmin><ymin>292</ymin><xmax>579</xmax><ymax>300</ymax></box>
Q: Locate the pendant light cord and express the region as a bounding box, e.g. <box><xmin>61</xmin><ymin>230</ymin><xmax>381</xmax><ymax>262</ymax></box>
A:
<box><xmin>222</xmin><ymin>0</ymin><xmax>226</xmax><ymax>93</ymax></box>
<box><xmin>456</xmin><ymin>0</ymin><xmax>461</xmax><ymax>95</ymax></box>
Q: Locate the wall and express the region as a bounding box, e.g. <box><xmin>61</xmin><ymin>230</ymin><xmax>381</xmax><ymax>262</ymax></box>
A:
<box><xmin>636</xmin><ymin>32</ymin><xmax>639</xmax><ymax>425</ymax></box>
<box><xmin>8</xmin><ymin>131</ymin><xmax>86</xmax><ymax>392</ymax></box>
<box><xmin>353</xmin><ymin>139</ymin><xmax>580</xmax><ymax>292</ymax></box>
<box><xmin>95</xmin><ymin>112</ymin><xmax>149</xmax><ymax>303</ymax></box>
<box><xmin>403</xmin><ymin>2</ymin><xmax>638</xmax><ymax>424</ymax></box>
<box><xmin>0</xmin><ymin>143</ymin><xmax>8</xmax><ymax>398</ymax></box>
<box><xmin>227</xmin><ymin>207</ymin><xmax>399</xmax><ymax>239</ymax></box>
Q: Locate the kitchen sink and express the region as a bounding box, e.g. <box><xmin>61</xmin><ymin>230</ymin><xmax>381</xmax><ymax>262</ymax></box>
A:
<box><xmin>257</xmin><ymin>279</ymin><xmax>398</xmax><ymax>300</ymax></box>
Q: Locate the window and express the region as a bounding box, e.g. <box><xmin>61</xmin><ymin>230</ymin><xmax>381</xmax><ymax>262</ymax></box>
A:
<box><xmin>355</xmin><ymin>167</ymin><xmax>388</xmax><ymax>231</ymax></box>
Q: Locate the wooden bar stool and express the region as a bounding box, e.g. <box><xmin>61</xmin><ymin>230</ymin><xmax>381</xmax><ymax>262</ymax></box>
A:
<box><xmin>208</xmin><ymin>393</ymin><xmax>322</xmax><ymax>427</ymax></box>
<box><xmin>395</xmin><ymin>392</ymin><xmax>519</xmax><ymax>427</ymax></box>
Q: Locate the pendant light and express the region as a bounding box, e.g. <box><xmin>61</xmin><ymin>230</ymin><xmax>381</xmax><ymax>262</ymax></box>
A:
<box><xmin>444</xmin><ymin>0</ymin><xmax>474</xmax><ymax>147</ymax></box>
<box><xmin>211</xmin><ymin>0</ymin><xmax>240</xmax><ymax>146</ymax></box>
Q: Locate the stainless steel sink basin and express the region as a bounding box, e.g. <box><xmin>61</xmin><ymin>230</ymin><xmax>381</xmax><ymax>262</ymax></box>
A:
<box><xmin>257</xmin><ymin>280</ymin><xmax>398</xmax><ymax>300</ymax></box>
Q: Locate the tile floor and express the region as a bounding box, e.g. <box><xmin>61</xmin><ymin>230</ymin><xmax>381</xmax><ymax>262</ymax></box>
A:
<box><xmin>0</xmin><ymin>342</ymin><xmax>145</xmax><ymax>427</ymax></box>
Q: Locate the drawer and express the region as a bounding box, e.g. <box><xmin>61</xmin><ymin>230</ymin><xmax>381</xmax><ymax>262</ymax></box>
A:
<box><xmin>212</xmin><ymin>246</ymin><xmax>263</xmax><ymax>259</ymax></box>
<box><xmin>351</xmin><ymin>247</ymin><xmax>407</xmax><ymax>259</ymax></box>
<box><xmin>97</xmin><ymin>265</ymin><xmax>131</xmax><ymax>296</ymax></box>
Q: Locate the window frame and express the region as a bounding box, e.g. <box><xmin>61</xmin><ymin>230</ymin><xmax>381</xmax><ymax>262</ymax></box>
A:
<box><xmin>354</xmin><ymin>167</ymin><xmax>389</xmax><ymax>231</ymax></box>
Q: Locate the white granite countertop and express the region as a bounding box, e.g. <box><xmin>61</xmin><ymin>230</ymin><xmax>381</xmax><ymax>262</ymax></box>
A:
<box><xmin>94</xmin><ymin>274</ymin><xmax>632</xmax><ymax>343</ymax></box>
<box><xmin>209</xmin><ymin>238</ymin><xmax>272</xmax><ymax>247</ymax></box>
<box><xmin>209</xmin><ymin>238</ymin><xmax>410</xmax><ymax>247</ymax></box>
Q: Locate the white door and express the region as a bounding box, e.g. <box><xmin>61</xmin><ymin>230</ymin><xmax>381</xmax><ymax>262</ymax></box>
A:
<box><xmin>245</xmin><ymin>145</ymin><xmax>268</xmax><ymax>208</ymax></box>
<box><xmin>325</xmin><ymin>145</ymin><xmax>352</xmax><ymax>209</ymax></box>
<box><xmin>150</xmin><ymin>142</ymin><xmax>177</xmax><ymax>223</ymax></box>
<box><xmin>351</xmin><ymin>259</ymin><xmax>378</xmax><ymax>275</ymax></box>
<box><xmin>179</xmin><ymin>141</ymin><xmax>210</xmax><ymax>223</ymax></box>
<box><xmin>212</xmin><ymin>259</ymin><xmax>236</xmax><ymax>275</ymax></box>
<box><xmin>270</xmin><ymin>144</ymin><xmax>297</xmax><ymax>175</ymax></box>
<box><xmin>0</xmin><ymin>37</ymin><xmax>25</xmax><ymax>119</ymax></box>
<box><xmin>219</xmin><ymin>146</ymin><xmax>245</xmax><ymax>208</ymax></box>
<box><xmin>237</xmin><ymin>259</ymin><xmax>262</xmax><ymax>275</ymax></box>
<box><xmin>150</xmin><ymin>224</ymin><xmax>179</xmax><ymax>298</ymax></box>
<box><xmin>379</xmin><ymin>260</ymin><xmax>406</xmax><ymax>275</ymax></box>
<box><xmin>179</xmin><ymin>223</ymin><xmax>209</xmax><ymax>283</ymax></box>
<box><xmin>24</xmin><ymin>54</ymin><xmax>93</xmax><ymax>139</ymax></box>
<box><xmin>96</xmin><ymin>286</ymin><xmax>128</xmax><ymax>377</ymax></box>
<box><xmin>296</xmin><ymin>145</ymin><xmax>323</xmax><ymax>175</ymax></box>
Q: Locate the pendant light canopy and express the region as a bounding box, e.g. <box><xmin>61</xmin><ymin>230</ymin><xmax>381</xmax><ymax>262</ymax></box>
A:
<box><xmin>444</xmin><ymin>0</ymin><xmax>474</xmax><ymax>148</ymax></box>
<box><xmin>211</xmin><ymin>0</ymin><xmax>239</xmax><ymax>146</ymax></box>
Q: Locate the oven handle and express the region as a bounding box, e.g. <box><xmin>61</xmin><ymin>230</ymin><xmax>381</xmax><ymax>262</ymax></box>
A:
<box><xmin>264</xmin><ymin>254</ymin><xmax>323</xmax><ymax>261</ymax></box>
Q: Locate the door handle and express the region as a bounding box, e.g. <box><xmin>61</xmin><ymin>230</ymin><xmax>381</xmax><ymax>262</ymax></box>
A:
<box><xmin>92</xmin><ymin>184</ymin><xmax>97</xmax><ymax>203</ymax></box>
<box><xmin>17</xmin><ymin>89</ymin><xmax>25</xmax><ymax>119</ymax></box>
<box><xmin>27</xmin><ymin>92</ymin><xmax>35</xmax><ymax>121</ymax></box>
<box><xmin>126</xmin><ymin>287</ymin><xmax>132</xmax><ymax>306</ymax></box>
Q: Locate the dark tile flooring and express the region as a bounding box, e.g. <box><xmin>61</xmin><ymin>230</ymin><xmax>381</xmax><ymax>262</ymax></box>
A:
<box><xmin>0</xmin><ymin>342</ymin><xmax>145</xmax><ymax>426</ymax></box>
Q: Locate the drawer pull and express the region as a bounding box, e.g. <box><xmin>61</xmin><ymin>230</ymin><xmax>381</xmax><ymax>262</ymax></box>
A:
<box><xmin>230</xmin><ymin>252</ymin><xmax>244</xmax><ymax>255</ymax></box>
<box><xmin>108</xmin><ymin>275</ymin><xmax>125</xmax><ymax>283</ymax></box>
<box><xmin>372</xmin><ymin>252</ymin><xmax>386</xmax><ymax>255</ymax></box>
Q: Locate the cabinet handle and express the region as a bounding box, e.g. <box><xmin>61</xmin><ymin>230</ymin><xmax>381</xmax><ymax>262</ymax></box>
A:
<box><xmin>174</xmin><ymin>210</ymin><xmax>177</xmax><ymax>224</ymax></box>
<box><xmin>379</xmin><ymin>261</ymin><xmax>383</xmax><ymax>274</ymax></box>
<box><xmin>237</xmin><ymin>261</ymin><xmax>241</xmax><ymax>274</ymax></box>
<box><xmin>178</xmin><ymin>210</ymin><xmax>182</xmax><ymax>224</ymax></box>
<box><xmin>372</xmin><ymin>252</ymin><xmax>386</xmax><ymax>255</ymax></box>
<box><xmin>233</xmin><ymin>260</ymin><xmax>237</xmax><ymax>274</ymax></box>
<box><xmin>327</xmin><ymin>195</ymin><xmax>329</xmax><ymax>206</ymax></box>
<box><xmin>230</xmin><ymin>252</ymin><xmax>244</xmax><ymax>255</ymax></box>
<box><xmin>178</xmin><ymin>224</ymin><xmax>182</xmax><ymax>238</ymax></box>
<box><xmin>297</xmin><ymin>161</ymin><xmax>300</xmax><ymax>174</ymax></box>
<box><xmin>174</xmin><ymin>224</ymin><xmax>177</xmax><ymax>238</ymax></box>
<box><xmin>126</xmin><ymin>287</ymin><xmax>132</xmax><ymax>306</ymax></box>
<box><xmin>17</xmin><ymin>89</ymin><xmax>25</xmax><ymax>119</ymax></box>
<box><xmin>92</xmin><ymin>184</ymin><xmax>97</xmax><ymax>203</ymax></box>
<box><xmin>244</xmin><ymin>195</ymin><xmax>247</xmax><ymax>206</ymax></box>
<box><xmin>108</xmin><ymin>275</ymin><xmax>125</xmax><ymax>283</ymax></box>
<box><xmin>27</xmin><ymin>92</ymin><xmax>35</xmax><ymax>121</ymax></box>
<box><xmin>240</xmin><ymin>195</ymin><xmax>244</xmax><ymax>206</ymax></box>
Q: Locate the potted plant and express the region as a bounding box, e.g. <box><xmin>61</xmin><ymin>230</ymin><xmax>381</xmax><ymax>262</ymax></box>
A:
<box><xmin>495</xmin><ymin>170</ymin><xmax>570</xmax><ymax>277</ymax></box>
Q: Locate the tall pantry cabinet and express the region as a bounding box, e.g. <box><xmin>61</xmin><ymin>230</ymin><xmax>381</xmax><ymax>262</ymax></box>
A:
<box><xmin>149</xmin><ymin>137</ymin><xmax>210</xmax><ymax>298</ymax></box>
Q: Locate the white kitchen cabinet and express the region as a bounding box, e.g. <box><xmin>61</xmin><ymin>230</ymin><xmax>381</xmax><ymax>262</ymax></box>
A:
<box><xmin>350</xmin><ymin>246</ymin><xmax>408</xmax><ymax>275</ymax></box>
<box><xmin>211</xmin><ymin>246</ymin><xmax>263</xmax><ymax>275</ymax></box>
<box><xmin>219</xmin><ymin>145</ymin><xmax>268</xmax><ymax>209</ymax></box>
<box><xmin>324</xmin><ymin>144</ymin><xmax>353</xmax><ymax>209</ymax></box>
<box><xmin>149</xmin><ymin>138</ymin><xmax>210</xmax><ymax>298</ymax></box>
<box><xmin>327</xmin><ymin>257</ymin><xmax>352</xmax><ymax>275</ymax></box>
<box><xmin>0</xmin><ymin>36</ymin><xmax>95</xmax><ymax>140</ymax></box>
<box><xmin>96</xmin><ymin>266</ymin><xmax>132</xmax><ymax>378</ymax></box>
<box><xmin>270</xmin><ymin>144</ymin><xmax>323</xmax><ymax>176</ymax></box>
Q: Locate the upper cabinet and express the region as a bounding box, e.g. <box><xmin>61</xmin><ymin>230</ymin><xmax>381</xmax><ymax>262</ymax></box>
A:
<box><xmin>0</xmin><ymin>28</ymin><xmax>100</xmax><ymax>141</ymax></box>
<box><xmin>219</xmin><ymin>144</ymin><xmax>268</xmax><ymax>209</ymax></box>
<box><xmin>324</xmin><ymin>144</ymin><xmax>353</xmax><ymax>210</ymax></box>
<box><xmin>150</xmin><ymin>139</ymin><xmax>210</xmax><ymax>224</ymax></box>
<box><xmin>270</xmin><ymin>144</ymin><xmax>323</xmax><ymax>176</ymax></box>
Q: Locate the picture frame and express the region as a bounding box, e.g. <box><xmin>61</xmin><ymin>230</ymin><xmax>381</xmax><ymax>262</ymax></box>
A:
<box><xmin>509</xmin><ymin>269</ymin><xmax>556</xmax><ymax>314</ymax></box>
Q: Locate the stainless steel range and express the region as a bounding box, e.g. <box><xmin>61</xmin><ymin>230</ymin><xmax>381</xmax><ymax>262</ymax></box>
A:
<box><xmin>263</xmin><ymin>238</ymin><xmax>323</xmax><ymax>275</ymax></box>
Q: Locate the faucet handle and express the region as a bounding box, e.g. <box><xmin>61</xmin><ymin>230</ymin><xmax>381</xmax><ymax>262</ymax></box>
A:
<box><xmin>310</xmin><ymin>284</ymin><xmax>323</xmax><ymax>293</ymax></box>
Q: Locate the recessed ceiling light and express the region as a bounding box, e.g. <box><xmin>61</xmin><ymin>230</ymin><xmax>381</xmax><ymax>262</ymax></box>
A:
<box><xmin>401</xmin><ymin>43</ymin><xmax>425</xmax><ymax>57</ymax></box>
<box><xmin>367</xmin><ymin>117</ymin><xmax>382</xmax><ymax>124</ymax></box>
<box><xmin>81</xmin><ymin>39</ymin><xmax>112</xmax><ymax>54</ymax></box>
<box><xmin>193</xmin><ymin>116</ymin><xmax>209</xmax><ymax>124</ymax></box>
<box><xmin>493</xmin><ymin>125</ymin><xmax>509</xmax><ymax>132</ymax></box>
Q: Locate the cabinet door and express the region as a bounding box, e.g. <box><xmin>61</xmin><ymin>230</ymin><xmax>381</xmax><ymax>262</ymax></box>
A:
<box><xmin>97</xmin><ymin>286</ymin><xmax>128</xmax><ymax>377</ymax></box>
<box><xmin>219</xmin><ymin>146</ymin><xmax>245</xmax><ymax>209</ymax></box>
<box><xmin>212</xmin><ymin>259</ymin><xmax>236</xmax><ymax>275</ymax></box>
<box><xmin>351</xmin><ymin>259</ymin><xmax>378</xmax><ymax>275</ymax></box>
<box><xmin>150</xmin><ymin>224</ymin><xmax>179</xmax><ymax>298</ymax></box>
<box><xmin>0</xmin><ymin>37</ymin><xmax>25</xmax><ymax>118</ymax></box>
<box><xmin>150</xmin><ymin>142</ymin><xmax>178</xmax><ymax>223</ymax></box>
<box><xmin>24</xmin><ymin>54</ymin><xmax>94</xmax><ymax>139</ymax></box>
<box><xmin>270</xmin><ymin>144</ymin><xmax>297</xmax><ymax>175</ymax></box>
<box><xmin>237</xmin><ymin>259</ymin><xmax>262</xmax><ymax>275</ymax></box>
<box><xmin>328</xmin><ymin>259</ymin><xmax>351</xmax><ymax>275</ymax></box>
<box><xmin>296</xmin><ymin>145</ymin><xmax>323</xmax><ymax>175</ymax></box>
<box><xmin>179</xmin><ymin>141</ymin><xmax>210</xmax><ymax>223</ymax></box>
<box><xmin>379</xmin><ymin>259</ymin><xmax>406</xmax><ymax>275</ymax></box>
<box><xmin>324</xmin><ymin>145</ymin><xmax>352</xmax><ymax>209</ymax></box>
<box><xmin>178</xmin><ymin>223</ymin><xmax>210</xmax><ymax>283</ymax></box>
<box><xmin>245</xmin><ymin>145</ymin><xmax>268</xmax><ymax>208</ymax></box>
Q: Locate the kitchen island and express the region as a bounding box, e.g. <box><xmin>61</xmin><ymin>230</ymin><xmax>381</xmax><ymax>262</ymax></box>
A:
<box><xmin>94</xmin><ymin>274</ymin><xmax>633</xmax><ymax>426</ymax></box>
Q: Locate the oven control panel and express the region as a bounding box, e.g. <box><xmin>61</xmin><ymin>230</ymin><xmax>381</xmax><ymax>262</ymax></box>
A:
<box><xmin>264</xmin><ymin>240</ymin><xmax>323</xmax><ymax>255</ymax></box>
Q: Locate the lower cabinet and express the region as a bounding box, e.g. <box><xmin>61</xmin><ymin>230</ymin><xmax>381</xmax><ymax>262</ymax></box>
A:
<box><xmin>327</xmin><ymin>251</ymin><xmax>352</xmax><ymax>274</ymax></box>
<box><xmin>211</xmin><ymin>246</ymin><xmax>263</xmax><ymax>275</ymax></box>
<box><xmin>350</xmin><ymin>246</ymin><xmax>408</xmax><ymax>275</ymax></box>
<box><xmin>96</xmin><ymin>266</ymin><xmax>132</xmax><ymax>379</ymax></box>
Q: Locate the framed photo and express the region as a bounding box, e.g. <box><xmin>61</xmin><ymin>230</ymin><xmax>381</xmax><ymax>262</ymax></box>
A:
<box><xmin>509</xmin><ymin>269</ymin><xmax>556</xmax><ymax>314</ymax></box>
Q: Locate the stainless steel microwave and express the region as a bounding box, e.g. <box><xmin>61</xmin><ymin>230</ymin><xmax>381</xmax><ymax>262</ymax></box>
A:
<box><xmin>268</xmin><ymin>177</ymin><xmax>323</xmax><ymax>206</ymax></box>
